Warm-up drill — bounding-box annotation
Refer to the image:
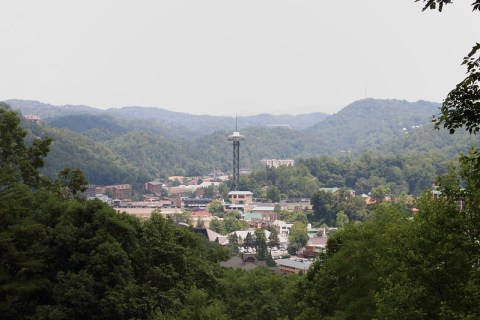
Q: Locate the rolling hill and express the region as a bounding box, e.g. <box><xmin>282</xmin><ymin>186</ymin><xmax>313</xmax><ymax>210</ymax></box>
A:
<box><xmin>5</xmin><ymin>97</ymin><xmax>469</xmax><ymax>186</ymax></box>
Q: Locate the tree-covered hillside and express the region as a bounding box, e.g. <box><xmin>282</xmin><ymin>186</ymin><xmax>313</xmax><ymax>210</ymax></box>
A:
<box><xmin>5</xmin><ymin>99</ymin><xmax>101</xmax><ymax>119</ymax></box>
<box><xmin>375</xmin><ymin>122</ymin><xmax>480</xmax><ymax>157</ymax></box>
<box><xmin>26</xmin><ymin>122</ymin><xmax>149</xmax><ymax>185</ymax></box>
<box><xmin>5</xmin><ymin>98</ymin><xmax>463</xmax><ymax>187</ymax></box>
<box><xmin>6</xmin><ymin>99</ymin><xmax>329</xmax><ymax>137</ymax></box>
<box><xmin>304</xmin><ymin>99</ymin><xmax>439</xmax><ymax>153</ymax></box>
<box><xmin>49</xmin><ymin>114</ymin><xmax>128</xmax><ymax>135</ymax></box>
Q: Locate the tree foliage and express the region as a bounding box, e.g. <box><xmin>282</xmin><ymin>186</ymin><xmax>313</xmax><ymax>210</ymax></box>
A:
<box><xmin>434</xmin><ymin>43</ymin><xmax>480</xmax><ymax>134</ymax></box>
<box><xmin>288</xmin><ymin>221</ymin><xmax>309</xmax><ymax>255</ymax></box>
<box><xmin>298</xmin><ymin>150</ymin><xmax>480</xmax><ymax>319</ymax></box>
<box><xmin>416</xmin><ymin>0</ymin><xmax>480</xmax><ymax>12</ymax></box>
<box><xmin>418</xmin><ymin>1</ymin><xmax>480</xmax><ymax>134</ymax></box>
<box><xmin>0</xmin><ymin>106</ymin><xmax>51</xmax><ymax>188</ymax></box>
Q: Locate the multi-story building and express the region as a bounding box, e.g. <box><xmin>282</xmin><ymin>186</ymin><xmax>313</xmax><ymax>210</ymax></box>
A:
<box><xmin>104</xmin><ymin>184</ymin><xmax>132</xmax><ymax>200</ymax></box>
<box><xmin>260</xmin><ymin>159</ymin><xmax>295</xmax><ymax>168</ymax></box>
<box><xmin>226</xmin><ymin>191</ymin><xmax>253</xmax><ymax>211</ymax></box>
<box><xmin>144</xmin><ymin>180</ymin><xmax>164</xmax><ymax>195</ymax></box>
<box><xmin>83</xmin><ymin>185</ymin><xmax>97</xmax><ymax>198</ymax></box>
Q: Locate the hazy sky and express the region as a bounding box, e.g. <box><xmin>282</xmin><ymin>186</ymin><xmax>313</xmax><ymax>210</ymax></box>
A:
<box><xmin>0</xmin><ymin>1</ymin><xmax>478</xmax><ymax>115</ymax></box>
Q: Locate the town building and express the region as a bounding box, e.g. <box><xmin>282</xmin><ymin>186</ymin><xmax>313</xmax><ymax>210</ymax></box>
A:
<box><xmin>83</xmin><ymin>185</ymin><xmax>97</xmax><ymax>198</ymax></box>
<box><xmin>250</xmin><ymin>205</ymin><xmax>279</xmax><ymax>221</ymax></box>
<box><xmin>243</xmin><ymin>212</ymin><xmax>264</xmax><ymax>228</ymax></box>
<box><xmin>276</xmin><ymin>258</ymin><xmax>312</xmax><ymax>275</ymax></box>
<box><xmin>225</xmin><ymin>191</ymin><xmax>253</xmax><ymax>211</ymax></box>
<box><xmin>183</xmin><ymin>198</ymin><xmax>211</xmax><ymax>210</ymax></box>
<box><xmin>144</xmin><ymin>180</ymin><xmax>164</xmax><ymax>195</ymax></box>
<box><xmin>273</xmin><ymin>220</ymin><xmax>293</xmax><ymax>237</ymax></box>
<box><xmin>194</xmin><ymin>227</ymin><xmax>228</xmax><ymax>245</ymax></box>
<box><xmin>300</xmin><ymin>236</ymin><xmax>328</xmax><ymax>259</ymax></box>
<box><xmin>104</xmin><ymin>184</ymin><xmax>132</xmax><ymax>200</ymax></box>
<box><xmin>24</xmin><ymin>114</ymin><xmax>40</xmax><ymax>123</ymax></box>
<box><xmin>260</xmin><ymin>159</ymin><xmax>295</xmax><ymax>168</ymax></box>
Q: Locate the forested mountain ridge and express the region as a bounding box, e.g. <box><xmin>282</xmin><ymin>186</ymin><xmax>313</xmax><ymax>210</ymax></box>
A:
<box><xmin>375</xmin><ymin>122</ymin><xmax>480</xmax><ymax>157</ymax></box>
<box><xmin>6</xmin><ymin>99</ymin><xmax>101</xmax><ymax>118</ymax></box>
<box><xmin>303</xmin><ymin>99</ymin><xmax>440</xmax><ymax>153</ymax></box>
<box><xmin>6</xmin><ymin>99</ymin><xmax>329</xmax><ymax>135</ymax></box>
<box><xmin>5</xmin><ymin>98</ymin><xmax>462</xmax><ymax>185</ymax></box>
<box><xmin>25</xmin><ymin>122</ymin><xmax>150</xmax><ymax>185</ymax></box>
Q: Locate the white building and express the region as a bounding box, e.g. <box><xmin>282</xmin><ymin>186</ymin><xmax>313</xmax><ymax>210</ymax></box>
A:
<box><xmin>260</xmin><ymin>159</ymin><xmax>295</xmax><ymax>168</ymax></box>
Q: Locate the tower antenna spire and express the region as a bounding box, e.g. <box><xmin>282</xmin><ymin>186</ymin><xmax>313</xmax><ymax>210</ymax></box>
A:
<box><xmin>227</xmin><ymin>117</ymin><xmax>245</xmax><ymax>191</ymax></box>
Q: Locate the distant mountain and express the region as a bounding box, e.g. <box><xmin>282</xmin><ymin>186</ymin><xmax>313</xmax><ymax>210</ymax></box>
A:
<box><xmin>49</xmin><ymin>114</ymin><xmax>128</xmax><ymax>134</ymax></box>
<box><xmin>6</xmin><ymin>97</ymin><xmax>463</xmax><ymax>186</ymax></box>
<box><xmin>105</xmin><ymin>106</ymin><xmax>328</xmax><ymax>131</ymax></box>
<box><xmin>239</xmin><ymin>113</ymin><xmax>329</xmax><ymax>130</ymax></box>
<box><xmin>6</xmin><ymin>99</ymin><xmax>101</xmax><ymax>119</ymax></box>
<box><xmin>48</xmin><ymin>113</ymin><xmax>196</xmax><ymax>141</ymax></box>
<box><xmin>6</xmin><ymin>99</ymin><xmax>330</xmax><ymax>137</ymax></box>
<box><xmin>303</xmin><ymin>99</ymin><xmax>440</xmax><ymax>153</ymax></box>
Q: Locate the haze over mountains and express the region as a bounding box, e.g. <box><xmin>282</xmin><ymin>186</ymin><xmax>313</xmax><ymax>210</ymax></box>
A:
<box><xmin>5</xmin><ymin>98</ymin><xmax>479</xmax><ymax>186</ymax></box>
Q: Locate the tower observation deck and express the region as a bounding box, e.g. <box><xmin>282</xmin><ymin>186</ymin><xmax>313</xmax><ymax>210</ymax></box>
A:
<box><xmin>227</xmin><ymin>128</ymin><xmax>245</xmax><ymax>191</ymax></box>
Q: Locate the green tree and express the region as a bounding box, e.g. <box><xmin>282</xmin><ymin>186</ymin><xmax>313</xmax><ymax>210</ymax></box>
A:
<box><xmin>223</xmin><ymin>217</ymin><xmax>244</xmax><ymax>234</ymax></box>
<box><xmin>267</xmin><ymin>227</ymin><xmax>280</xmax><ymax>248</ymax></box>
<box><xmin>375</xmin><ymin>152</ymin><xmax>480</xmax><ymax>319</ymax></box>
<box><xmin>417</xmin><ymin>1</ymin><xmax>480</xmax><ymax>134</ymax></box>
<box><xmin>297</xmin><ymin>205</ymin><xmax>411</xmax><ymax>319</ymax></box>
<box><xmin>243</xmin><ymin>232</ymin><xmax>254</xmax><ymax>249</ymax></box>
<box><xmin>290</xmin><ymin>211</ymin><xmax>308</xmax><ymax>225</ymax></box>
<box><xmin>274</xmin><ymin>203</ymin><xmax>281</xmax><ymax>213</ymax></box>
<box><xmin>217</xmin><ymin>268</ymin><xmax>300</xmax><ymax>320</ymax></box>
<box><xmin>0</xmin><ymin>106</ymin><xmax>51</xmax><ymax>188</ymax></box>
<box><xmin>207</xmin><ymin>200</ymin><xmax>224</xmax><ymax>216</ymax></box>
<box><xmin>254</xmin><ymin>228</ymin><xmax>268</xmax><ymax>261</ymax></box>
<box><xmin>0</xmin><ymin>107</ymin><xmax>52</xmax><ymax>319</ymax></box>
<box><xmin>370</xmin><ymin>185</ymin><xmax>390</xmax><ymax>202</ymax></box>
<box><xmin>203</xmin><ymin>184</ymin><xmax>215</xmax><ymax>198</ymax></box>
<box><xmin>267</xmin><ymin>186</ymin><xmax>281</xmax><ymax>203</ymax></box>
<box><xmin>311</xmin><ymin>190</ymin><xmax>335</xmax><ymax>225</ymax></box>
<box><xmin>55</xmin><ymin>168</ymin><xmax>88</xmax><ymax>198</ymax></box>
<box><xmin>209</xmin><ymin>219</ymin><xmax>224</xmax><ymax>235</ymax></box>
<box><xmin>336</xmin><ymin>210</ymin><xmax>349</xmax><ymax>228</ymax></box>
<box><xmin>288</xmin><ymin>221</ymin><xmax>309</xmax><ymax>255</ymax></box>
<box><xmin>178</xmin><ymin>288</ymin><xmax>229</xmax><ymax>320</ymax></box>
<box><xmin>224</xmin><ymin>210</ymin><xmax>241</xmax><ymax>219</ymax></box>
<box><xmin>228</xmin><ymin>233</ymin><xmax>240</xmax><ymax>256</ymax></box>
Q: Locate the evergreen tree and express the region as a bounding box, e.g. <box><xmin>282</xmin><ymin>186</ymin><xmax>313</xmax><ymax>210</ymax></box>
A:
<box><xmin>243</xmin><ymin>232</ymin><xmax>254</xmax><ymax>249</ymax></box>
<box><xmin>228</xmin><ymin>233</ymin><xmax>240</xmax><ymax>256</ymax></box>
<box><xmin>254</xmin><ymin>228</ymin><xmax>268</xmax><ymax>261</ymax></box>
<box><xmin>267</xmin><ymin>227</ymin><xmax>280</xmax><ymax>248</ymax></box>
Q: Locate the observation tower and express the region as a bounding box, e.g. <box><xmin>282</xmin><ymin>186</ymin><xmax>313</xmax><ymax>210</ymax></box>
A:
<box><xmin>227</xmin><ymin>119</ymin><xmax>245</xmax><ymax>191</ymax></box>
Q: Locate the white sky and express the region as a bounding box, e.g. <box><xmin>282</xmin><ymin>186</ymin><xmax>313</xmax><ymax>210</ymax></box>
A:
<box><xmin>0</xmin><ymin>1</ymin><xmax>478</xmax><ymax>115</ymax></box>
